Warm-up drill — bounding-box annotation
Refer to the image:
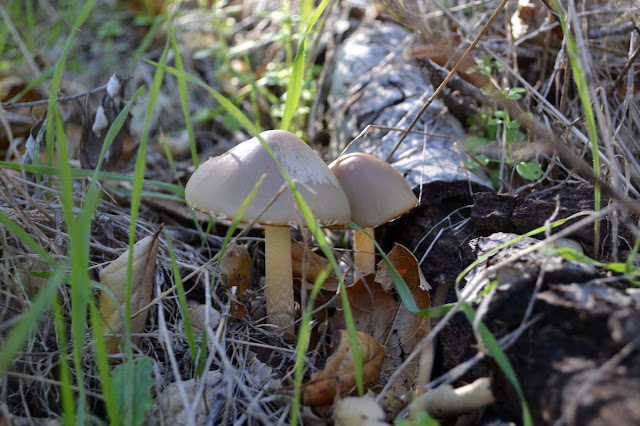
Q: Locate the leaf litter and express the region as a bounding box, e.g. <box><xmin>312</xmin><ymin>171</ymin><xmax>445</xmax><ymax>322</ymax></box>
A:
<box><xmin>1</xmin><ymin>0</ymin><xmax>638</xmax><ymax>424</ymax></box>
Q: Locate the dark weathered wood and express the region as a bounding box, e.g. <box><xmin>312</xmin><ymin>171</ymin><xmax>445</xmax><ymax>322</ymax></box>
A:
<box><xmin>321</xmin><ymin>19</ymin><xmax>491</xmax><ymax>190</ymax></box>
<box><xmin>460</xmin><ymin>233</ymin><xmax>640</xmax><ymax>425</ymax></box>
<box><xmin>471</xmin><ymin>185</ymin><xmax>635</xmax><ymax>249</ymax></box>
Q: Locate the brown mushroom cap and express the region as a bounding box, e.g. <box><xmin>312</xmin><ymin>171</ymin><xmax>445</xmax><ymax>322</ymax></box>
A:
<box><xmin>330</xmin><ymin>152</ymin><xmax>418</xmax><ymax>228</ymax></box>
<box><xmin>185</xmin><ymin>130</ymin><xmax>351</xmax><ymax>227</ymax></box>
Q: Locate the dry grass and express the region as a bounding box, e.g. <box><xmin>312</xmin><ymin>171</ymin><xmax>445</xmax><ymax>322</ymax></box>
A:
<box><xmin>0</xmin><ymin>0</ymin><xmax>639</xmax><ymax>424</ymax></box>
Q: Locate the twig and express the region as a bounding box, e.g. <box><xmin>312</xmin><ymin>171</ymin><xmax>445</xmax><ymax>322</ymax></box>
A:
<box><xmin>385</xmin><ymin>0</ymin><xmax>510</xmax><ymax>162</ymax></box>
<box><xmin>1</xmin><ymin>83</ymin><xmax>111</xmax><ymax>110</ymax></box>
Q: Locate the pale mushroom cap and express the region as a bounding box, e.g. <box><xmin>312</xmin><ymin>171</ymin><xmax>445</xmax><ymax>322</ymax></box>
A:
<box><xmin>330</xmin><ymin>153</ymin><xmax>418</xmax><ymax>228</ymax></box>
<box><xmin>185</xmin><ymin>130</ymin><xmax>351</xmax><ymax>227</ymax></box>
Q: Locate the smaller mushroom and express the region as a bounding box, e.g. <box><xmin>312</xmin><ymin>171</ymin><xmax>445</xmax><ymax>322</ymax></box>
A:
<box><xmin>330</xmin><ymin>153</ymin><xmax>418</xmax><ymax>276</ymax></box>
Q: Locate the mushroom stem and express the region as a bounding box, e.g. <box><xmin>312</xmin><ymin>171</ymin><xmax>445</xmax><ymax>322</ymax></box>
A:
<box><xmin>353</xmin><ymin>227</ymin><xmax>376</xmax><ymax>277</ymax></box>
<box><xmin>264</xmin><ymin>225</ymin><xmax>294</xmax><ymax>335</ymax></box>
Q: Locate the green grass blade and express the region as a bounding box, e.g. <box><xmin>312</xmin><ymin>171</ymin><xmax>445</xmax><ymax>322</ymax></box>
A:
<box><xmin>89</xmin><ymin>299</ymin><xmax>120</xmax><ymax>426</ymax></box>
<box><xmin>168</xmin><ymin>20</ymin><xmax>198</xmax><ymax>168</ymax></box>
<box><xmin>53</xmin><ymin>298</ymin><xmax>75</xmax><ymax>425</ymax></box>
<box><xmin>0</xmin><ymin>212</ymin><xmax>57</xmax><ymax>267</ymax></box>
<box><xmin>7</xmin><ymin>66</ymin><xmax>55</xmax><ymax>103</ymax></box>
<box><xmin>129</xmin><ymin>14</ymin><xmax>165</xmax><ymax>73</ymax></box>
<box><xmin>549</xmin><ymin>0</ymin><xmax>601</xmax><ymax>253</ymax></box>
<box><xmin>280</xmin><ymin>0</ymin><xmax>330</xmax><ymax>131</ymax></box>
<box><xmin>54</xmin><ymin>109</ymin><xmax>91</xmax><ymax>411</ymax></box>
<box><xmin>44</xmin><ymin>0</ymin><xmax>97</xmax><ymax>166</ymax></box>
<box><xmin>291</xmin><ymin>265</ymin><xmax>332</xmax><ymax>425</ymax></box>
<box><xmin>0</xmin><ymin>267</ymin><xmax>65</xmax><ymax>375</ymax></box>
<box><xmin>120</xmin><ymin>36</ymin><xmax>171</xmax><ymax>426</ymax></box>
<box><xmin>462</xmin><ymin>304</ymin><xmax>533</xmax><ymax>426</ymax></box>
<box><xmin>0</xmin><ymin>161</ymin><xmax>184</xmax><ymax>196</ymax></box>
<box><xmin>164</xmin><ymin>231</ymin><xmax>199</xmax><ymax>369</ymax></box>
<box><xmin>92</xmin><ymin>86</ymin><xmax>146</xmax><ymax>174</ymax></box>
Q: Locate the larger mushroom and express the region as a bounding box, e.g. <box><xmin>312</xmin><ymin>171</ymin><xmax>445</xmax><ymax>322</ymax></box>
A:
<box><xmin>330</xmin><ymin>153</ymin><xmax>418</xmax><ymax>276</ymax></box>
<box><xmin>185</xmin><ymin>130</ymin><xmax>350</xmax><ymax>335</ymax></box>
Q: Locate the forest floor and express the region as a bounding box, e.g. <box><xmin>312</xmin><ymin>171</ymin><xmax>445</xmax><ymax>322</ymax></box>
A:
<box><xmin>1</xmin><ymin>0</ymin><xmax>639</xmax><ymax>425</ymax></box>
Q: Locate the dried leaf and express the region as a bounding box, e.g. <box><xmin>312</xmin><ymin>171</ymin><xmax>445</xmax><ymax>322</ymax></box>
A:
<box><xmin>377</xmin><ymin>244</ymin><xmax>432</xmax><ymax>391</ymax></box>
<box><xmin>292</xmin><ymin>240</ymin><xmax>339</xmax><ymax>291</ymax></box>
<box><xmin>375</xmin><ymin>243</ymin><xmax>431</xmax><ymax>292</ymax></box>
<box><xmin>303</xmin><ymin>330</ymin><xmax>386</xmax><ymax>406</ymax></box>
<box><xmin>332</xmin><ymin>244</ymin><xmax>432</xmax><ymax>393</ymax></box>
<box><xmin>218</xmin><ymin>243</ymin><xmax>252</xmax><ymax>318</ymax></box>
<box><xmin>335</xmin><ymin>393</ymin><xmax>389</xmax><ymax>426</ymax></box>
<box><xmin>333</xmin><ymin>275</ymin><xmax>397</xmax><ymax>342</ymax></box>
<box><xmin>98</xmin><ymin>232</ymin><xmax>159</xmax><ymax>354</ymax></box>
<box><xmin>219</xmin><ymin>242</ymin><xmax>252</xmax><ymax>297</ymax></box>
<box><xmin>187</xmin><ymin>303</ymin><xmax>221</xmax><ymax>333</ymax></box>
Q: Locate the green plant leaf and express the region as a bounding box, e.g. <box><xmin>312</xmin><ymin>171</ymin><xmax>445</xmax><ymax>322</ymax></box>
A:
<box><xmin>465</xmin><ymin>135</ymin><xmax>489</xmax><ymax>153</ymax></box>
<box><xmin>395</xmin><ymin>410</ymin><xmax>440</xmax><ymax>426</ymax></box>
<box><xmin>505</xmin><ymin>87</ymin><xmax>526</xmax><ymax>100</ymax></box>
<box><xmin>555</xmin><ymin>247</ymin><xmax>640</xmax><ymax>276</ymax></box>
<box><xmin>516</xmin><ymin>161</ymin><xmax>543</xmax><ymax>180</ymax></box>
<box><xmin>112</xmin><ymin>357</ymin><xmax>155</xmax><ymax>425</ymax></box>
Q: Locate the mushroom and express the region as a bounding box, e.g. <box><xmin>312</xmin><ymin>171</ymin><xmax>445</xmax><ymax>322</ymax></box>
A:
<box><xmin>330</xmin><ymin>152</ymin><xmax>418</xmax><ymax>276</ymax></box>
<box><xmin>185</xmin><ymin>130</ymin><xmax>350</xmax><ymax>335</ymax></box>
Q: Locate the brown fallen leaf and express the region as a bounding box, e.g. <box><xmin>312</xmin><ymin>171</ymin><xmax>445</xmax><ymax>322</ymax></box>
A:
<box><xmin>303</xmin><ymin>330</ymin><xmax>386</xmax><ymax>406</ymax></box>
<box><xmin>376</xmin><ymin>244</ymin><xmax>432</xmax><ymax>391</ymax></box>
<box><xmin>292</xmin><ymin>240</ymin><xmax>339</xmax><ymax>292</ymax></box>
<box><xmin>219</xmin><ymin>242</ymin><xmax>252</xmax><ymax>297</ymax></box>
<box><xmin>98</xmin><ymin>232</ymin><xmax>160</xmax><ymax>354</ymax></box>
<box><xmin>375</xmin><ymin>243</ymin><xmax>431</xmax><ymax>293</ymax></box>
<box><xmin>187</xmin><ymin>303</ymin><xmax>221</xmax><ymax>333</ymax></box>
<box><xmin>333</xmin><ymin>274</ymin><xmax>397</xmax><ymax>342</ymax></box>
<box><xmin>332</xmin><ymin>244</ymin><xmax>432</xmax><ymax>393</ymax></box>
<box><xmin>218</xmin><ymin>243</ymin><xmax>252</xmax><ymax>318</ymax></box>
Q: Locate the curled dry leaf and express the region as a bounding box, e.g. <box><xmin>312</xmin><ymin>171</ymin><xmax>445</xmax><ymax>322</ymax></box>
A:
<box><xmin>292</xmin><ymin>239</ymin><xmax>339</xmax><ymax>291</ymax></box>
<box><xmin>303</xmin><ymin>330</ymin><xmax>386</xmax><ymax>406</ymax></box>
<box><xmin>335</xmin><ymin>393</ymin><xmax>389</xmax><ymax>426</ymax></box>
<box><xmin>333</xmin><ymin>244</ymin><xmax>432</xmax><ymax>393</ymax></box>
<box><xmin>375</xmin><ymin>243</ymin><xmax>431</xmax><ymax>292</ymax></box>
<box><xmin>376</xmin><ymin>244</ymin><xmax>432</xmax><ymax>391</ymax></box>
<box><xmin>219</xmin><ymin>242</ymin><xmax>252</xmax><ymax>296</ymax></box>
<box><xmin>98</xmin><ymin>232</ymin><xmax>160</xmax><ymax>354</ymax></box>
<box><xmin>219</xmin><ymin>242</ymin><xmax>252</xmax><ymax>318</ymax></box>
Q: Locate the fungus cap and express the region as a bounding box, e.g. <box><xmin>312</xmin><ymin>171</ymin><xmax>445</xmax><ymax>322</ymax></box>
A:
<box><xmin>330</xmin><ymin>152</ymin><xmax>418</xmax><ymax>228</ymax></box>
<box><xmin>185</xmin><ymin>130</ymin><xmax>351</xmax><ymax>227</ymax></box>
